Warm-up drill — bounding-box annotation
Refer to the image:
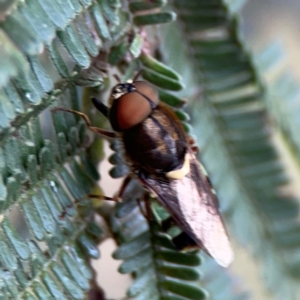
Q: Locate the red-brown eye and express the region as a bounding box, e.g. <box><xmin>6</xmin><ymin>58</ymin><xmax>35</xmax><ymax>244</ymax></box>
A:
<box><xmin>110</xmin><ymin>81</ymin><xmax>159</xmax><ymax>131</ymax></box>
<box><xmin>134</xmin><ymin>81</ymin><xmax>159</xmax><ymax>105</ymax></box>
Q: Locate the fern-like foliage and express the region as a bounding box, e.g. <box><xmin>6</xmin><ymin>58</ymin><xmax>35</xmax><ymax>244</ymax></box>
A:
<box><xmin>0</xmin><ymin>0</ymin><xmax>219</xmax><ymax>299</ymax></box>
<box><xmin>200</xmin><ymin>253</ymin><xmax>251</xmax><ymax>300</ymax></box>
<box><xmin>110</xmin><ymin>179</ymin><xmax>206</xmax><ymax>300</ymax></box>
<box><xmin>0</xmin><ymin>0</ymin><xmax>123</xmax><ymax>298</ymax></box>
<box><xmin>254</xmin><ymin>41</ymin><xmax>300</xmax><ymax>165</ymax></box>
<box><xmin>2</xmin><ymin>0</ymin><xmax>298</xmax><ymax>299</ymax></box>
<box><xmin>0</xmin><ymin>86</ymin><xmax>99</xmax><ymax>299</ymax></box>
<box><xmin>168</xmin><ymin>0</ymin><xmax>300</xmax><ymax>299</ymax></box>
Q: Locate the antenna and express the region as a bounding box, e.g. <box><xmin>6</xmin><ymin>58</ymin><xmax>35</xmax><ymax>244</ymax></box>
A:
<box><xmin>133</xmin><ymin>69</ymin><xmax>143</xmax><ymax>82</ymax></box>
<box><xmin>113</xmin><ymin>74</ymin><xmax>121</xmax><ymax>83</ymax></box>
<box><xmin>91</xmin><ymin>97</ymin><xmax>109</xmax><ymax>117</ymax></box>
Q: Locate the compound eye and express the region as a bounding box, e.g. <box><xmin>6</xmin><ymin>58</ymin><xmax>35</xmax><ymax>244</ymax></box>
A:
<box><xmin>109</xmin><ymin>92</ymin><xmax>150</xmax><ymax>131</ymax></box>
<box><xmin>134</xmin><ymin>81</ymin><xmax>159</xmax><ymax>106</ymax></box>
<box><xmin>109</xmin><ymin>81</ymin><xmax>159</xmax><ymax>132</ymax></box>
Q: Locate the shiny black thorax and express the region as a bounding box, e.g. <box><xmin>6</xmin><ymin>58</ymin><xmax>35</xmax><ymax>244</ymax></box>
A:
<box><xmin>122</xmin><ymin>103</ymin><xmax>188</xmax><ymax>176</ymax></box>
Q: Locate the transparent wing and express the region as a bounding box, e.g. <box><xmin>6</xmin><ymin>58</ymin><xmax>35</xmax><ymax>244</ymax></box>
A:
<box><xmin>139</xmin><ymin>150</ymin><xmax>234</xmax><ymax>267</ymax></box>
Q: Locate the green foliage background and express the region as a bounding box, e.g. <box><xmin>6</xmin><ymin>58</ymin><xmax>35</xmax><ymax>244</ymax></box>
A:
<box><xmin>0</xmin><ymin>0</ymin><xmax>300</xmax><ymax>299</ymax></box>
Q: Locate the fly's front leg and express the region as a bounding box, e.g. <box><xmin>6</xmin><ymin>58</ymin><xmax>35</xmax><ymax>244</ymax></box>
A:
<box><xmin>52</xmin><ymin>107</ymin><xmax>117</xmax><ymax>139</ymax></box>
<box><xmin>59</xmin><ymin>176</ymin><xmax>132</xmax><ymax>218</ymax></box>
<box><xmin>59</xmin><ymin>194</ymin><xmax>121</xmax><ymax>219</ymax></box>
<box><xmin>89</xmin><ymin>175</ymin><xmax>133</xmax><ymax>204</ymax></box>
<box><xmin>82</xmin><ymin>175</ymin><xmax>133</xmax><ymax>206</ymax></box>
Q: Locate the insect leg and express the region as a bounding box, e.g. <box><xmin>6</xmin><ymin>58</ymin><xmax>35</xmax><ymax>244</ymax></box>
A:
<box><xmin>86</xmin><ymin>194</ymin><xmax>121</xmax><ymax>202</ymax></box>
<box><xmin>52</xmin><ymin>107</ymin><xmax>117</xmax><ymax>138</ymax></box>
<box><xmin>115</xmin><ymin>175</ymin><xmax>133</xmax><ymax>200</ymax></box>
<box><xmin>90</xmin><ymin>175</ymin><xmax>133</xmax><ymax>203</ymax></box>
<box><xmin>60</xmin><ymin>176</ymin><xmax>133</xmax><ymax>218</ymax></box>
<box><xmin>59</xmin><ymin>194</ymin><xmax>121</xmax><ymax>219</ymax></box>
<box><xmin>137</xmin><ymin>191</ymin><xmax>153</xmax><ymax>220</ymax></box>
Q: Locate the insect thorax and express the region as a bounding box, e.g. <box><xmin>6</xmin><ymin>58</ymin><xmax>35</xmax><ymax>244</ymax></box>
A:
<box><xmin>122</xmin><ymin>104</ymin><xmax>187</xmax><ymax>176</ymax></box>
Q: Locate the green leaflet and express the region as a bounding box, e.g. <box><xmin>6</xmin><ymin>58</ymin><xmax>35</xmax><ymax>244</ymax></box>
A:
<box><xmin>129</xmin><ymin>0</ymin><xmax>167</xmax><ymax>13</ymax></box>
<box><xmin>0</xmin><ymin>13</ymin><xmax>43</xmax><ymax>55</ymax></box>
<box><xmin>134</xmin><ymin>12</ymin><xmax>176</xmax><ymax>26</ymax></box>
<box><xmin>57</xmin><ymin>23</ymin><xmax>91</xmax><ymax>69</ymax></box>
<box><xmin>142</xmin><ymin>68</ymin><xmax>185</xmax><ymax>91</ymax></box>
<box><xmin>139</xmin><ymin>52</ymin><xmax>182</xmax><ymax>81</ymax></box>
